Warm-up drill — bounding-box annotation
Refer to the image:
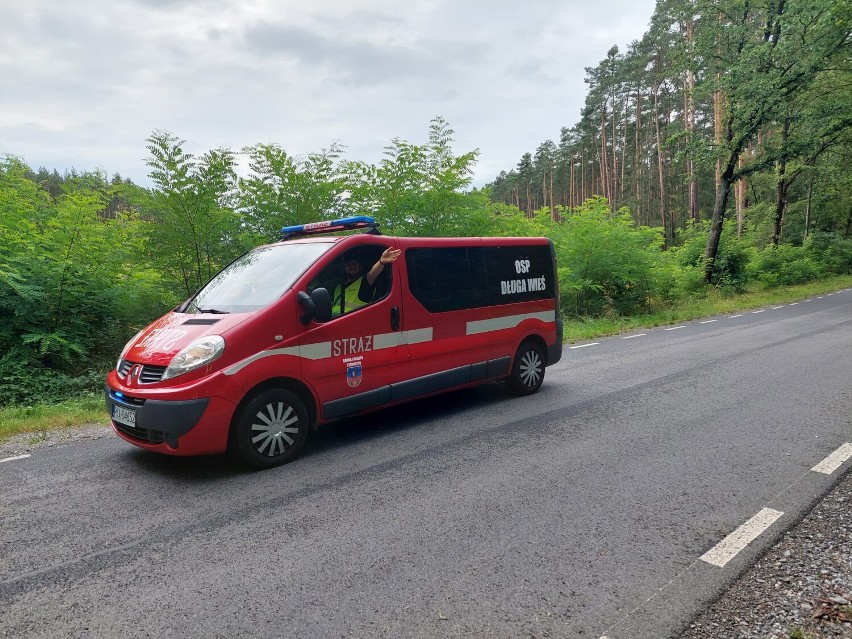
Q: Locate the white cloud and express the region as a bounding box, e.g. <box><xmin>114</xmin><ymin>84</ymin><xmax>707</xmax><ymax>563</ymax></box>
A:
<box><xmin>0</xmin><ymin>0</ymin><xmax>657</xmax><ymax>186</ymax></box>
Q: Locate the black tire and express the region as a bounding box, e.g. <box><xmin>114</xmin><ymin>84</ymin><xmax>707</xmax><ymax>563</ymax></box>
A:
<box><xmin>233</xmin><ymin>388</ymin><xmax>309</xmax><ymax>469</ymax></box>
<box><xmin>508</xmin><ymin>341</ymin><xmax>545</xmax><ymax>396</ymax></box>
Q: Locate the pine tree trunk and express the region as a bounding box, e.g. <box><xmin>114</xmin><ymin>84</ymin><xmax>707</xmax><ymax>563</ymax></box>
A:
<box><xmin>714</xmin><ymin>85</ymin><xmax>723</xmax><ymax>194</ymax></box>
<box><xmin>705</xmin><ymin>158</ymin><xmax>737</xmax><ymax>283</ymax></box>
<box><xmin>654</xmin><ymin>82</ymin><xmax>668</xmax><ymax>247</ymax></box>
<box><xmin>844</xmin><ymin>203</ymin><xmax>852</xmax><ymax>239</ymax></box>
<box><xmin>550</xmin><ymin>171</ymin><xmax>557</xmax><ymax>221</ymax></box>
<box><xmin>600</xmin><ymin>106</ymin><xmax>610</xmax><ymax>203</ymax></box>
<box><xmin>771</xmin><ymin>118</ymin><xmax>790</xmax><ymax>246</ymax></box>
<box><xmin>803</xmin><ymin>178</ymin><xmax>813</xmax><ymax>241</ymax></box>
<box><xmin>736</xmin><ymin>155</ymin><xmax>746</xmax><ymax>238</ymax></box>
<box><xmin>684</xmin><ymin>18</ymin><xmax>699</xmax><ymax>222</ymax></box>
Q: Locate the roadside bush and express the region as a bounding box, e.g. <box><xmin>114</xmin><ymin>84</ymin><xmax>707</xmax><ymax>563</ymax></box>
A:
<box><xmin>0</xmin><ymin>347</ymin><xmax>105</xmax><ymax>406</ymax></box>
<box><xmin>0</xmin><ymin>161</ymin><xmax>171</xmax><ymax>405</ymax></box>
<box><xmin>751</xmin><ymin>244</ymin><xmax>822</xmax><ymax>288</ymax></box>
<box><xmin>547</xmin><ymin>198</ymin><xmax>664</xmax><ymax>316</ymax></box>
<box><xmin>804</xmin><ymin>232</ymin><xmax>852</xmax><ymax>275</ymax></box>
<box><xmin>672</xmin><ymin>222</ymin><xmax>753</xmax><ymax>291</ymax></box>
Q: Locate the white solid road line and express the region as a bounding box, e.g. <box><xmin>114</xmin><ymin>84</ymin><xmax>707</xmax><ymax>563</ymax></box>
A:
<box><xmin>701</xmin><ymin>508</ymin><xmax>784</xmax><ymax>568</ymax></box>
<box><xmin>0</xmin><ymin>454</ymin><xmax>31</xmax><ymax>463</ymax></box>
<box><xmin>811</xmin><ymin>443</ymin><xmax>852</xmax><ymax>475</ymax></box>
<box><xmin>569</xmin><ymin>342</ymin><xmax>600</xmax><ymax>349</ymax></box>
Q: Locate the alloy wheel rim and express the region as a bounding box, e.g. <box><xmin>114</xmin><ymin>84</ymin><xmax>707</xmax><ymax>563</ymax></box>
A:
<box><xmin>251</xmin><ymin>401</ymin><xmax>300</xmax><ymax>456</ymax></box>
<box><xmin>519</xmin><ymin>351</ymin><xmax>542</xmax><ymax>387</ymax></box>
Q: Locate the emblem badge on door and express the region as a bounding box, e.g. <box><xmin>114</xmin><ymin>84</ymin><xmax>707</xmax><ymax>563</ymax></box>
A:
<box><xmin>346</xmin><ymin>361</ymin><xmax>362</xmax><ymax>388</ymax></box>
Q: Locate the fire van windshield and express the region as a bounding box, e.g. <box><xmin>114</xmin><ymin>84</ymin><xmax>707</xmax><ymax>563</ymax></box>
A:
<box><xmin>186</xmin><ymin>242</ymin><xmax>333</xmax><ymax>314</ymax></box>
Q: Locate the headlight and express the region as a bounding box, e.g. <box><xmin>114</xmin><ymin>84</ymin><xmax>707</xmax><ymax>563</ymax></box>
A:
<box><xmin>162</xmin><ymin>336</ymin><xmax>225</xmax><ymax>380</ymax></box>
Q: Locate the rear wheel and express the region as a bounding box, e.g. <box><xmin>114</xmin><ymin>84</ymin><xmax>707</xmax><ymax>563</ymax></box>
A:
<box><xmin>233</xmin><ymin>389</ymin><xmax>309</xmax><ymax>469</ymax></box>
<box><xmin>508</xmin><ymin>341</ymin><xmax>545</xmax><ymax>396</ymax></box>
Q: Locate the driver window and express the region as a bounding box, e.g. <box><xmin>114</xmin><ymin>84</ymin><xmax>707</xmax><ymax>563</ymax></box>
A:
<box><xmin>309</xmin><ymin>244</ymin><xmax>393</xmax><ymax>319</ymax></box>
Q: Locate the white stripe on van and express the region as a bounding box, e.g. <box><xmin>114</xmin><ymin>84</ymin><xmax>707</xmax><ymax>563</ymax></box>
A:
<box><xmin>373</xmin><ymin>328</ymin><xmax>432</xmax><ymax>350</ymax></box>
<box><xmin>372</xmin><ymin>332</ymin><xmax>400</xmax><ymax>350</ymax></box>
<box><xmin>223</xmin><ymin>342</ymin><xmax>332</xmax><ymax>375</ymax></box>
<box><xmin>400</xmin><ymin>327</ymin><xmax>433</xmax><ymax>345</ymax></box>
<box><xmin>223</xmin><ymin>329</ymin><xmax>435</xmax><ymax>376</ymax></box>
<box><xmin>466</xmin><ymin>311</ymin><xmax>555</xmax><ymax>336</ymax></box>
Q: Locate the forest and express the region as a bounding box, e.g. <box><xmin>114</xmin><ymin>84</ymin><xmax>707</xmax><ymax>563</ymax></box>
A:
<box><xmin>490</xmin><ymin>0</ymin><xmax>852</xmax><ymax>265</ymax></box>
<box><xmin>1</xmin><ymin>0</ymin><xmax>850</xmax><ymax>407</ymax></box>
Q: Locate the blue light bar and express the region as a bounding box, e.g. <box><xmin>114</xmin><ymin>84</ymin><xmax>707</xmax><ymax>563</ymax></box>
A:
<box><xmin>280</xmin><ymin>216</ymin><xmax>380</xmax><ymax>240</ymax></box>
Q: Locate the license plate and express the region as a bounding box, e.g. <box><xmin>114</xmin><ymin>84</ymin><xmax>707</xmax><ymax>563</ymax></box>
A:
<box><xmin>112</xmin><ymin>405</ymin><xmax>136</xmax><ymax>427</ymax></box>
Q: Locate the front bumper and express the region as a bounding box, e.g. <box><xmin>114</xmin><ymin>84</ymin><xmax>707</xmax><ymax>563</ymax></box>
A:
<box><xmin>105</xmin><ymin>386</ymin><xmax>235</xmax><ymax>456</ymax></box>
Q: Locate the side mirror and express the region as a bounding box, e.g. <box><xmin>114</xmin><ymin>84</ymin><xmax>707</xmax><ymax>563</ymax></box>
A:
<box><xmin>297</xmin><ymin>288</ymin><xmax>332</xmax><ymax>324</ymax></box>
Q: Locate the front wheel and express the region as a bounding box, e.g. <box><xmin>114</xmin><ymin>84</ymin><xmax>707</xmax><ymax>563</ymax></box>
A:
<box><xmin>508</xmin><ymin>342</ymin><xmax>545</xmax><ymax>396</ymax></box>
<box><xmin>232</xmin><ymin>389</ymin><xmax>309</xmax><ymax>469</ymax></box>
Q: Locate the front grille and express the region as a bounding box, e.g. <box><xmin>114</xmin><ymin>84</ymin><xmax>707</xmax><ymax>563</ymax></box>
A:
<box><xmin>117</xmin><ymin>360</ymin><xmax>167</xmax><ymax>384</ymax></box>
<box><xmin>114</xmin><ymin>422</ymin><xmax>166</xmax><ymax>445</ymax></box>
<box><xmin>139</xmin><ymin>365</ymin><xmax>167</xmax><ymax>383</ymax></box>
<box><xmin>117</xmin><ymin>359</ymin><xmax>132</xmax><ymax>378</ymax></box>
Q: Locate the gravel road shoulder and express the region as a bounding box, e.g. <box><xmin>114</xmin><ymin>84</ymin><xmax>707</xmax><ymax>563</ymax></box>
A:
<box><xmin>680</xmin><ymin>469</ymin><xmax>852</xmax><ymax>639</ymax></box>
<box><xmin>0</xmin><ymin>422</ymin><xmax>111</xmax><ymax>459</ymax></box>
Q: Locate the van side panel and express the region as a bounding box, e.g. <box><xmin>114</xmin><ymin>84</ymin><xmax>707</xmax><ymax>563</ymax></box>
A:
<box><xmin>397</xmin><ymin>238</ymin><xmax>559</xmax><ymax>397</ymax></box>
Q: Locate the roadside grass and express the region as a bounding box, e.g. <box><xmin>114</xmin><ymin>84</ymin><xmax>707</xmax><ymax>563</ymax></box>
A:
<box><xmin>0</xmin><ymin>393</ymin><xmax>108</xmax><ymax>443</ymax></box>
<box><xmin>1</xmin><ymin>275</ymin><xmax>851</xmax><ymax>442</ymax></box>
<box><xmin>563</xmin><ymin>275</ymin><xmax>852</xmax><ymax>342</ymax></box>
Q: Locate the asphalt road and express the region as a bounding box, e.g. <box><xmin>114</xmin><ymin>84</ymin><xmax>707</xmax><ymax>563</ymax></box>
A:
<box><xmin>1</xmin><ymin>289</ymin><xmax>851</xmax><ymax>639</ymax></box>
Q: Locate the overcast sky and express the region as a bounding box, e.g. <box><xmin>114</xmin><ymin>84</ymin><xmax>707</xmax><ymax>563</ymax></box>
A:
<box><xmin>1</xmin><ymin>0</ymin><xmax>657</xmax><ymax>188</ymax></box>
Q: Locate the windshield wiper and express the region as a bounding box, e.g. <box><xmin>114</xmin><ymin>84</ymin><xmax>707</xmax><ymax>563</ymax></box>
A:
<box><xmin>194</xmin><ymin>307</ymin><xmax>230</xmax><ymax>314</ymax></box>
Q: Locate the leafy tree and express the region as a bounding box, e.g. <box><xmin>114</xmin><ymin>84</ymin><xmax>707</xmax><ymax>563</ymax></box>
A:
<box><xmin>144</xmin><ymin>131</ymin><xmax>242</xmax><ymax>297</ymax></box>
<box><xmin>0</xmin><ymin>158</ymin><xmax>164</xmax><ymax>404</ymax></box>
<box><xmin>238</xmin><ymin>142</ymin><xmax>348</xmax><ymax>242</ymax></box>
<box><xmin>343</xmin><ymin>117</ymin><xmax>481</xmax><ymax>236</ymax></box>
<box><xmin>698</xmin><ymin>0</ymin><xmax>851</xmax><ymax>281</ymax></box>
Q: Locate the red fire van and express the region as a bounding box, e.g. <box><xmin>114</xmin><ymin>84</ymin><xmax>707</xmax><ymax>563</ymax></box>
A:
<box><xmin>105</xmin><ymin>217</ymin><xmax>563</xmax><ymax>468</ymax></box>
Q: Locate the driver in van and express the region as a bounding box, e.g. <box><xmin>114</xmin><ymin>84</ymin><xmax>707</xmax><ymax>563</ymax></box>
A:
<box><xmin>333</xmin><ymin>247</ymin><xmax>401</xmax><ymax>315</ymax></box>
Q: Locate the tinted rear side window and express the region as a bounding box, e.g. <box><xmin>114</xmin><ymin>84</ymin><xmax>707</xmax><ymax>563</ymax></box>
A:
<box><xmin>484</xmin><ymin>245</ymin><xmax>555</xmax><ymax>305</ymax></box>
<box><xmin>405</xmin><ymin>247</ymin><xmax>487</xmax><ymax>313</ymax></box>
<box><xmin>406</xmin><ymin>244</ymin><xmax>554</xmax><ymax>312</ymax></box>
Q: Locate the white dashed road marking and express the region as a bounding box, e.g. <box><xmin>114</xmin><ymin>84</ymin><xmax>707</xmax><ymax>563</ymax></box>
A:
<box><xmin>730</xmin><ymin>314</ymin><xmax>743</xmax><ymax>318</ymax></box>
<box><xmin>664</xmin><ymin>326</ymin><xmax>686</xmax><ymax>331</ymax></box>
<box><xmin>569</xmin><ymin>342</ymin><xmax>600</xmax><ymax>349</ymax></box>
<box><xmin>700</xmin><ymin>508</ymin><xmax>785</xmax><ymax>568</ymax></box>
<box><xmin>0</xmin><ymin>454</ymin><xmax>31</xmax><ymax>463</ymax></box>
<box><xmin>811</xmin><ymin>443</ymin><xmax>852</xmax><ymax>475</ymax></box>
<box><xmin>752</xmin><ymin>309</ymin><xmax>766</xmax><ymax>314</ymax></box>
<box><xmin>622</xmin><ymin>333</ymin><xmax>646</xmax><ymax>339</ymax></box>
<box><xmin>700</xmin><ymin>320</ymin><xmax>718</xmax><ymax>324</ymax></box>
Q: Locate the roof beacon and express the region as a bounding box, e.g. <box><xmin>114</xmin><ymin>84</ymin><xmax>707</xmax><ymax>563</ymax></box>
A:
<box><xmin>280</xmin><ymin>216</ymin><xmax>380</xmax><ymax>241</ymax></box>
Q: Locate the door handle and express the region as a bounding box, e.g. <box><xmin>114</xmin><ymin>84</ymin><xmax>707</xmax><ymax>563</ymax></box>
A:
<box><xmin>390</xmin><ymin>306</ymin><xmax>400</xmax><ymax>331</ymax></box>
